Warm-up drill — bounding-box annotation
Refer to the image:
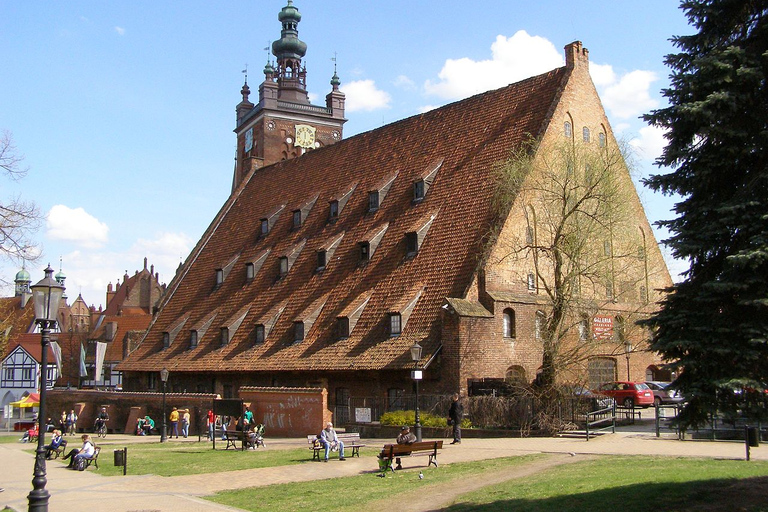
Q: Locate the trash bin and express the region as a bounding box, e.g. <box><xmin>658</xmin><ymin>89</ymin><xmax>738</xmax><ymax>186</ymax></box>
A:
<box><xmin>114</xmin><ymin>449</ymin><xmax>125</xmax><ymax>466</ymax></box>
<box><xmin>747</xmin><ymin>427</ymin><xmax>760</xmax><ymax>447</ymax></box>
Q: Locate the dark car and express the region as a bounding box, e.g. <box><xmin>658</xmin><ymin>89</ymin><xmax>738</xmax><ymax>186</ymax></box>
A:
<box><xmin>595</xmin><ymin>381</ymin><xmax>654</xmax><ymax>408</ymax></box>
<box><xmin>644</xmin><ymin>381</ymin><xmax>684</xmax><ymax>406</ymax></box>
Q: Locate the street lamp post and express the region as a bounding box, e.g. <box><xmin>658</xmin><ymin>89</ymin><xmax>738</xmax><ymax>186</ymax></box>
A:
<box><xmin>625</xmin><ymin>339</ymin><xmax>633</xmax><ymax>381</ymax></box>
<box><xmin>160</xmin><ymin>368</ymin><xmax>169</xmax><ymax>443</ymax></box>
<box><xmin>410</xmin><ymin>342</ymin><xmax>423</xmax><ymax>442</ymax></box>
<box><xmin>28</xmin><ymin>265</ymin><xmax>65</xmax><ymax>512</ymax></box>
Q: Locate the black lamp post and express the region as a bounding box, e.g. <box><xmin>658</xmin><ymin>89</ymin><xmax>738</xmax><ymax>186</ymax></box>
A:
<box><xmin>28</xmin><ymin>265</ymin><xmax>65</xmax><ymax>512</ymax></box>
<box><xmin>160</xmin><ymin>368</ymin><xmax>169</xmax><ymax>442</ymax></box>
<box><xmin>625</xmin><ymin>339</ymin><xmax>633</xmax><ymax>381</ymax></box>
<box><xmin>410</xmin><ymin>341</ymin><xmax>423</xmax><ymax>442</ymax></box>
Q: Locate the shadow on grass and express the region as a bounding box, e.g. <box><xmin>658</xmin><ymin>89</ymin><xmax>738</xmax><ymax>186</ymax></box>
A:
<box><xmin>442</xmin><ymin>476</ymin><xmax>768</xmax><ymax>512</ymax></box>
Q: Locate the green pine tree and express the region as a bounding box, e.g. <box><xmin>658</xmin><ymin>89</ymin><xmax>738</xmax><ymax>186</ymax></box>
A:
<box><xmin>643</xmin><ymin>1</ymin><xmax>768</xmax><ymax>427</ymax></box>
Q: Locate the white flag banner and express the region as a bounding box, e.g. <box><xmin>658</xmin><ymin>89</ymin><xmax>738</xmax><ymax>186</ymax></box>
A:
<box><xmin>95</xmin><ymin>342</ymin><xmax>107</xmax><ymax>382</ymax></box>
<box><xmin>50</xmin><ymin>340</ymin><xmax>62</xmax><ymax>373</ymax></box>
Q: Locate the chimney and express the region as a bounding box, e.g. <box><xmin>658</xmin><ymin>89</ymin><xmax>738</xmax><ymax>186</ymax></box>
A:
<box><xmin>564</xmin><ymin>41</ymin><xmax>589</xmax><ymax>70</ymax></box>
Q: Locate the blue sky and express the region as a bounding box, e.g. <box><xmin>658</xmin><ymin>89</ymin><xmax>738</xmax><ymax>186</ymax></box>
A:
<box><xmin>1</xmin><ymin>1</ymin><xmax>691</xmax><ymax>308</ymax></box>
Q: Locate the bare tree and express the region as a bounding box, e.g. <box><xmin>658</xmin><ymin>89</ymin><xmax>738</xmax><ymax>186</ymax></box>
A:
<box><xmin>492</xmin><ymin>138</ymin><xmax>655</xmax><ymax>391</ymax></box>
<box><xmin>0</xmin><ymin>130</ymin><xmax>41</xmax><ymax>281</ymax></box>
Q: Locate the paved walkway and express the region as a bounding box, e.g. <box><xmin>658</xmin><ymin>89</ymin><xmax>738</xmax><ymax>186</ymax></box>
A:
<box><xmin>1</xmin><ymin>426</ymin><xmax>765</xmax><ymax>512</ymax></box>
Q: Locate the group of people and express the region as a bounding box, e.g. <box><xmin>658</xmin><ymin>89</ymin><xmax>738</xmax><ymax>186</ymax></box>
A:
<box><xmin>135</xmin><ymin>415</ymin><xmax>155</xmax><ymax>435</ymax></box>
<box><xmin>167</xmin><ymin>407</ymin><xmax>191</xmax><ymax>438</ymax></box>
<box><xmin>58</xmin><ymin>409</ymin><xmax>79</xmax><ymax>436</ymax></box>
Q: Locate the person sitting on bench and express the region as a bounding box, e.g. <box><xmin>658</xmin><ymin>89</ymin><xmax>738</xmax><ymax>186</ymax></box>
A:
<box><xmin>141</xmin><ymin>415</ymin><xmax>155</xmax><ymax>435</ymax></box>
<box><xmin>395</xmin><ymin>425</ymin><xmax>416</xmax><ymax>470</ymax></box>
<box><xmin>319</xmin><ymin>422</ymin><xmax>346</xmax><ymax>462</ymax></box>
<box><xmin>44</xmin><ymin>429</ymin><xmax>67</xmax><ymax>459</ymax></box>
<box><xmin>62</xmin><ymin>434</ymin><xmax>95</xmax><ymax>469</ymax></box>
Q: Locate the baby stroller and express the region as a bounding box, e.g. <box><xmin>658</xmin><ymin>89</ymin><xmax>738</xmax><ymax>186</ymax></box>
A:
<box><xmin>247</xmin><ymin>423</ymin><xmax>265</xmax><ymax>449</ymax></box>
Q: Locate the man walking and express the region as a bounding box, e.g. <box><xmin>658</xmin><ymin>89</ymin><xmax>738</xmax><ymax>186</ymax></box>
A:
<box><xmin>448</xmin><ymin>394</ymin><xmax>463</xmax><ymax>444</ymax></box>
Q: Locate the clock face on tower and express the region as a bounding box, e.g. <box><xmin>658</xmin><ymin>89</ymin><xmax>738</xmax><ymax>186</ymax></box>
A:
<box><xmin>294</xmin><ymin>124</ymin><xmax>316</xmax><ymax>149</ymax></box>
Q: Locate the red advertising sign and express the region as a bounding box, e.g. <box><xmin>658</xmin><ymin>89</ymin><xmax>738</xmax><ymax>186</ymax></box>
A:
<box><xmin>592</xmin><ymin>315</ymin><xmax>613</xmax><ymax>340</ymax></box>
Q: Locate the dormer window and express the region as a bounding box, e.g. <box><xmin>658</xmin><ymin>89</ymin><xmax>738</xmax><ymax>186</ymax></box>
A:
<box><xmin>337</xmin><ymin>317</ymin><xmax>350</xmax><ymax>339</ymax></box>
<box><xmin>413</xmin><ymin>181</ymin><xmax>425</xmax><ymax>202</ymax></box>
<box><xmin>368</xmin><ymin>191</ymin><xmax>380</xmax><ymax>212</ymax></box>
<box><xmin>405</xmin><ymin>232</ymin><xmax>419</xmax><ymax>256</ymax></box>
<box><xmin>245</xmin><ymin>262</ymin><xmax>255</xmax><ymax>281</ymax></box>
<box><xmin>254</xmin><ymin>324</ymin><xmax>265</xmax><ymax>344</ymax></box>
<box><xmin>292</xmin><ymin>209</ymin><xmax>302</xmax><ymax>229</ymax></box>
<box><xmin>329</xmin><ymin>200</ymin><xmax>339</xmax><ymax>221</ymax></box>
<box><xmin>316</xmin><ymin>250</ymin><xmax>327</xmax><ymax>271</ymax></box>
<box><xmin>360</xmin><ymin>242</ymin><xmax>370</xmax><ymax>262</ymax></box>
<box><xmin>260</xmin><ymin>219</ymin><xmax>269</xmax><ymax>237</ymax></box>
<box><xmin>189</xmin><ymin>330</ymin><xmax>198</xmax><ymax>348</ymax></box>
<box><xmin>220</xmin><ymin>327</ymin><xmax>229</xmax><ymax>346</ymax></box>
<box><xmin>279</xmin><ymin>256</ymin><xmax>289</xmax><ymax>277</ymax></box>
<box><xmin>162</xmin><ymin>332</ymin><xmax>170</xmax><ymax>349</ymax></box>
<box><xmin>294</xmin><ymin>321</ymin><xmax>305</xmax><ymax>342</ymax></box>
<box><xmin>389</xmin><ymin>313</ymin><xmax>402</xmax><ymax>337</ymax></box>
<box><xmin>215</xmin><ymin>268</ymin><xmax>224</xmax><ymax>287</ymax></box>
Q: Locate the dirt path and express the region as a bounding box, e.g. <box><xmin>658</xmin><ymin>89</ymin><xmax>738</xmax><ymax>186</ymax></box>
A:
<box><xmin>371</xmin><ymin>453</ymin><xmax>594</xmax><ymax>512</ymax></box>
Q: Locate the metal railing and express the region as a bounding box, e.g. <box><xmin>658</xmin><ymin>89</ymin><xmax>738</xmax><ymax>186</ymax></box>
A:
<box><xmin>585</xmin><ymin>403</ymin><xmax>616</xmax><ymax>440</ymax></box>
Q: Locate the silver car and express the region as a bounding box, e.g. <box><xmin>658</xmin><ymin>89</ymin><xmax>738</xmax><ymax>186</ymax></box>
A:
<box><xmin>645</xmin><ymin>381</ymin><xmax>684</xmax><ymax>405</ymax></box>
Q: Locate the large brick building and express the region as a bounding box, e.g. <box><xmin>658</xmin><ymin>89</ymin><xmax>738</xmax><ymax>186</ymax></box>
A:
<box><xmin>119</xmin><ymin>2</ymin><xmax>672</xmax><ymax>415</ymax></box>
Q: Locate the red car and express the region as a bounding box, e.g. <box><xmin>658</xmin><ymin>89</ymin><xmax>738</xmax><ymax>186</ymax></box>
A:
<box><xmin>595</xmin><ymin>381</ymin><xmax>654</xmax><ymax>408</ymax></box>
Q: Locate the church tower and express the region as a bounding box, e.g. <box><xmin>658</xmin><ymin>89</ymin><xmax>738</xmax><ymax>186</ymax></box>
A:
<box><xmin>232</xmin><ymin>1</ymin><xmax>347</xmax><ymax>192</ymax></box>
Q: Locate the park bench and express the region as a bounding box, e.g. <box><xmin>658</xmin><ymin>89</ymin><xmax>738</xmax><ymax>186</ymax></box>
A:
<box><xmin>222</xmin><ymin>429</ymin><xmax>247</xmax><ymax>450</ymax></box>
<box><xmin>378</xmin><ymin>440</ymin><xmax>442</xmax><ymax>472</ymax></box>
<box><xmin>307</xmin><ymin>432</ymin><xmax>366</xmax><ymax>461</ymax></box>
<box><xmin>75</xmin><ymin>446</ymin><xmax>101</xmax><ymax>471</ymax></box>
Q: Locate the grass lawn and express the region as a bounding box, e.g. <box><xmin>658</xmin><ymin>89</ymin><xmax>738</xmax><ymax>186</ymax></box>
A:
<box><xmin>207</xmin><ymin>455</ymin><xmax>768</xmax><ymax>512</ymax></box>
<box><xmin>446</xmin><ymin>456</ymin><xmax>768</xmax><ymax>512</ymax></box>
<box><xmin>44</xmin><ymin>440</ymin><xmax>339</xmax><ymax>477</ymax></box>
<box><xmin>207</xmin><ymin>455</ymin><xmax>542</xmax><ymax>512</ymax></box>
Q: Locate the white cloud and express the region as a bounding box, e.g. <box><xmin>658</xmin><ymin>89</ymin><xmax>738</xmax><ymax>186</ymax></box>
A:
<box><xmin>46</xmin><ymin>205</ymin><xmax>109</xmax><ymax>248</ymax></box>
<box><xmin>342</xmin><ymin>80</ymin><xmax>391</xmax><ymax>112</ymax></box>
<box><xmin>393</xmin><ymin>75</ymin><xmax>415</xmax><ymax>90</ymax></box>
<box><xmin>630</xmin><ymin>124</ymin><xmax>668</xmax><ymax>162</ymax></box>
<box><xmin>418</xmin><ymin>105</ymin><xmax>440</xmax><ymax>114</ymax></box>
<box><xmin>424</xmin><ymin>31</ymin><xmax>563</xmax><ymax>101</ymax></box>
<box><xmin>52</xmin><ymin>231</ymin><xmax>193</xmax><ymax>308</ymax></box>
<box><xmin>592</xmin><ymin>65</ymin><xmax>658</xmax><ymax>120</ymax></box>
<box><xmin>115</xmin><ymin>26</ymin><xmax>125</xmax><ymax>36</ymax></box>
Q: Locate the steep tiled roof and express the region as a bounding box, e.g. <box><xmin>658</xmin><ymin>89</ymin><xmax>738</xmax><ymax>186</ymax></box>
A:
<box><xmin>119</xmin><ymin>66</ymin><xmax>570</xmax><ymax>373</ymax></box>
<box><xmin>0</xmin><ymin>296</ymin><xmax>35</xmax><ymax>356</ymax></box>
<box><xmin>4</xmin><ymin>334</ymin><xmax>57</xmax><ymax>363</ymax></box>
<box><xmin>89</xmin><ymin>314</ymin><xmax>153</xmax><ymax>362</ymax></box>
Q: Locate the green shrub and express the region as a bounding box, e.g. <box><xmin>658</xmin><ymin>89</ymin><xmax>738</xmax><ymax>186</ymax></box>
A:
<box><xmin>379</xmin><ymin>410</ymin><xmax>471</xmax><ymax>428</ymax></box>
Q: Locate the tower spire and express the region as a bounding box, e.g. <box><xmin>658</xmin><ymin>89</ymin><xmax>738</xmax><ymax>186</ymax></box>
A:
<box><xmin>271</xmin><ymin>0</ymin><xmax>309</xmax><ymax>103</ymax></box>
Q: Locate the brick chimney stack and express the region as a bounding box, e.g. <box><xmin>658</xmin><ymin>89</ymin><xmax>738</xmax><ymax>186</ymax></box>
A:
<box><xmin>564</xmin><ymin>41</ymin><xmax>589</xmax><ymax>69</ymax></box>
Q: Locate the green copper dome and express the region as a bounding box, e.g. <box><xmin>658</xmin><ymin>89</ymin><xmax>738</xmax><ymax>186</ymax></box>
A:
<box><xmin>15</xmin><ymin>268</ymin><xmax>30</xmax><ymax>282</ymax></box>
<box><xmin>277</xmin><ymin>0</ymin><xmax>301</xmax><ymax>23</ymax></box>
<box><xmin>272</xmin><ymin>1</ymin><xmax>307</xmax><ymax>60</ymax></box>
<box><xmin>55</xmin><ymin>269</ymin><xmax>66</xmax><ymax>281</ymax></box>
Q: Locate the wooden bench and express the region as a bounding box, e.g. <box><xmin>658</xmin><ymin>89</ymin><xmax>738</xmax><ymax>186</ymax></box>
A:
<box><xmin>378</xmin><ymin>440</ymin><xmax>443</xmax><ymax>472</ymax></box>
<box><xmin>307</xmin><ymin>432</ymin><xmax>366</xmax><ymax>461</ymax></box>
<box><xmin>222</xmin><ymin>429</ymin><xmax>247</xmax><ymax>450</ymax></box>
<box><xmin>76</xmin><ymin>446</ymin><xmax>101</xmax><ymax>471</ymax></box>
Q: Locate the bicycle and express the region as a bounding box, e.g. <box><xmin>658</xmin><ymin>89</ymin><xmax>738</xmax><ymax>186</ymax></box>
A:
<box><xmin>95</xmin><ymin>421</ymin><xmax>107</xmax><ymax>439</ymax></box>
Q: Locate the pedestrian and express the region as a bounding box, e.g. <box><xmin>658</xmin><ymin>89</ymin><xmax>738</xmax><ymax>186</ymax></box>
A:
<box><xmin>66</xmin><ymin>409</ymin><xmax>78</xmax><ymax>436</ymax></box>
<box><xmin>169</xmin><ymin>407</ymin><xmax>179</xmax><ymax>438</ymax></box>
<box><xmin>206</xmin><ymin>409</ymin><xmax>215</xmax><ymax>440</ymax></box>
<box><xmin>448</xmin><ymin>393</ymin><xmax>463</xmax><ymax>444</ymax></box>
<box><xmin>181</xmin><ymin>409</ymin><xmax>190</xmax><ymax>438</ymax></box>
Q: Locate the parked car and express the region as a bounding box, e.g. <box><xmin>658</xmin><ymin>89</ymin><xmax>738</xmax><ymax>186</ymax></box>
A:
<box><xmin>644</xmin><ymin>381</ymin><xmax>684</xmax><ymax>406</ymax></box>
<box><xmin>563</xmin><ymin>385</ymin><xmax>614</xmax><ymax>410</ymax></box>
<box><xmin>595</xmin><ymin>381</ymin><xmax>654</xmax><ymax>408</ymax></box>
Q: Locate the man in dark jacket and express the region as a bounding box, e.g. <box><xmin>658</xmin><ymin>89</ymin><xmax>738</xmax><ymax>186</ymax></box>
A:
<box><xmin>448</xmin><ymin>393</ymin><xmax>463</xmax><ymax>444</ymax></box>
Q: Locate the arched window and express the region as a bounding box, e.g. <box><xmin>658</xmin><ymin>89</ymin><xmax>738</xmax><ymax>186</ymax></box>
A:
<box><xmin>527</xmin><ymin>273</ymin><xmax>536</xmax><ymax>291</ymax></box>
<box><xmin>579</xmin><ymin>315</ymin><xmax>590</xmax><ymax>341</ymax></box>
<box><xmin>598</xmin><ymin>132</ymin><xmax>606</xmax><ymax>147</ymax></box>
<box><xmin>564</xmin><ymin>121</ymin><xmax>572</xmax><ymax>138</ymax></box>
<box><xmin>614</xmin><ymin>316</ymin><xmax>626</xmax><ymax>343</ymax></box>
<box><xmin>503</xmin><ymin>309</ymin><xmax>516</xmax><ymax>338</ymax></box>
<box><xmin>583</xmin><ymin>126</ymin><xmax>590</xmax><ymax>143</ymax></box>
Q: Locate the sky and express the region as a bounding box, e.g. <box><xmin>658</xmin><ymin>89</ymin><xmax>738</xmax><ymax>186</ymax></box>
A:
<box><xmin>0</xmin><ymin>1</ymin><xmax>693</xmax><ymax>309</ymax></box>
